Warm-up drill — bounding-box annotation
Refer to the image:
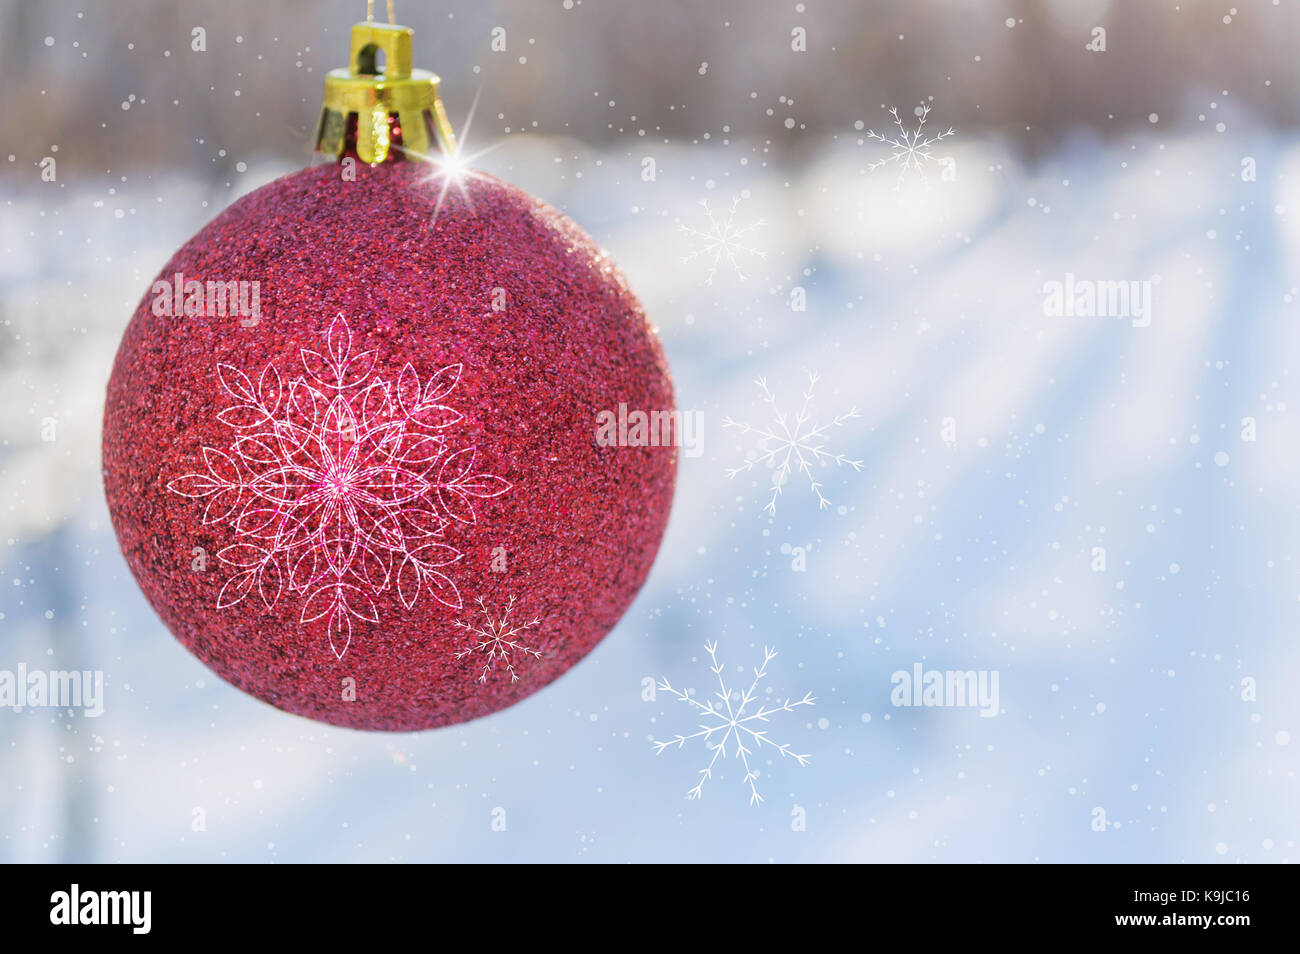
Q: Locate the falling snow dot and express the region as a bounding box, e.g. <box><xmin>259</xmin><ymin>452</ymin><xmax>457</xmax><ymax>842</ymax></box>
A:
<box><xmin>44</xmin><ymin>36</ymin><xmax>54</xmax><ymax>46</ymax></box>
<box><xmin>1148</xmin><ymin>113</ymin><xmax>1159</xmax><ymax>123</ymax></box>
<box><xmin>1215</xmin><ymin>842</ymin><xmax>1228</xmax><ymax>855</ymax></box>
<box><xmin>1214</xmin><ymin>451</ymin><xmax>1229</xmax><ymax>467</ymax></box>
<box><xmin>1277</xmin><ymin>730</ymin><xmax>1291</xmax><ymax>745</ymax></box>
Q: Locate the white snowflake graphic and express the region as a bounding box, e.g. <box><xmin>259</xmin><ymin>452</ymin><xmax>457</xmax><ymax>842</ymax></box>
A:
<box><xmin>453</xmin><ymin>596</ymin><xmax>542</xmax><ymax>683</ymax></box>
<box><xmin>652</xmin><ymin>641</ymin><xmax>814</xmax><ymax>806</ymax></box>
<box><xmin>863</xmin><ymin>103</ymin><xmax>955</xmax><ymax>190</ymax></box>
<box><xmin>678</xmin><ymin>194</ymin><xmax>765</xmax><ymax>285</ymax></box>
<box><xmin>723</xmin><ymin>371</ymin><xmax>863</xmax><ymax>515</ymax></box>
<box><xmin>166</xmin><ymin>314</ymin><xmax>510</xmax><ymax>659</ymax></box>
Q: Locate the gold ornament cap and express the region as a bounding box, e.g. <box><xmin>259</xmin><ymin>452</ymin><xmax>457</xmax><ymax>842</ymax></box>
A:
<box><xmin>316</xmin><ymin>9</ymin><xmax>457</xmax><ymax>164</ymax></box>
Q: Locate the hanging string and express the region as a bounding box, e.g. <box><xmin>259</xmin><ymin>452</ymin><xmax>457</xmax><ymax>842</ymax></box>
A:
<box><xmin>365</xmin><ymin>1</ymin><xmax>396</xmax><ymax>24</ymax></box>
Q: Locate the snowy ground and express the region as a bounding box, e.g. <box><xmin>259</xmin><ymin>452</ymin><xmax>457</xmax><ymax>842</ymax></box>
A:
<box><xmin>2</xmin><ymin>126</ymin><xmax>1298</xmax><ymax>862</ymax></box>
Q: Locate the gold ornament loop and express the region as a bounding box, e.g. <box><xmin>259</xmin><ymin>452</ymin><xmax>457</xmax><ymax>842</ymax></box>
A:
<box><xmin>315</xmin><ymin>19</ymin><xmax>457</xmax><ymax>165</ymax></box>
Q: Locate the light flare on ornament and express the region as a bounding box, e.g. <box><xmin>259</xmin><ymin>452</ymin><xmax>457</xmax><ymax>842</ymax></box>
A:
<box><xmin>399</xmin><ymin>87</ymin><xmax>501</xmax><ymax>225</ymax></box>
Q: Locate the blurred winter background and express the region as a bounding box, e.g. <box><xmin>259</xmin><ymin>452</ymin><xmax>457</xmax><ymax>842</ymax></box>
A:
<box><xmin>3</xmin><ymin>0</ymin><xmax>1299</xmax><ymax>863</ymax></box>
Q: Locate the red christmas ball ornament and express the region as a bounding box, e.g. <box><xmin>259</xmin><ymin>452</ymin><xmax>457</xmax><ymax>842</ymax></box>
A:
<box><xmin>101</xmin><ymin>16</ymin><xmax>676</xmax><ymax>731</ymax></box>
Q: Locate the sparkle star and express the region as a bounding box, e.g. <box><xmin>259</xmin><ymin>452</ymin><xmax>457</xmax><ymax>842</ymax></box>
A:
<box><xmin>400</xmin><ymin>86</ymin><xmax>502</xmax><ymax>224</ymax></box>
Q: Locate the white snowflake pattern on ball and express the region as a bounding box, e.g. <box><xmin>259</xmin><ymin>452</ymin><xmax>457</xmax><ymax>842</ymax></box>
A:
<box><xmin>652</xmin><ymin>641</ymin><xmax>814</xmax><ymax>806</ymax></box>
<box><xmin>723</xmin><ymin>371</ymin><xmax>863</xmax><ymax>515</ymax></box>
<box><xmin>678</xmin><ymin>194</ymin><xmax>765</xmax><ymax>285</ymax></box>
<box><xmin>453</xmin><ymin>595</ymin><xmax>542</xmax><ymax>684</ymax></box>
<box><xmin>863</xmin><ymin>103</ymin><xmax>955</xmax><ymax>190</ymax></box>
<box><xmin>166</xmin><ymin>314</ymin><xmax>510</xmax><ymax>659</ymax></box>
